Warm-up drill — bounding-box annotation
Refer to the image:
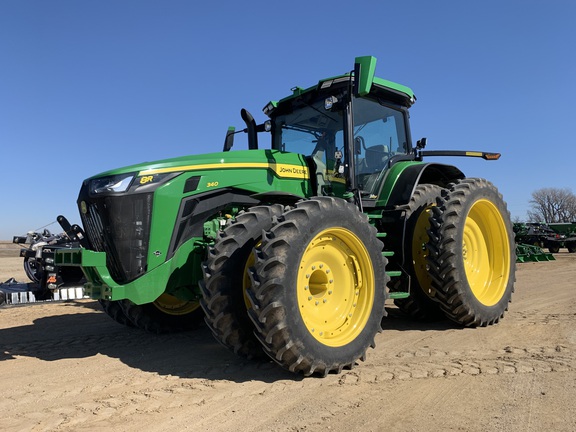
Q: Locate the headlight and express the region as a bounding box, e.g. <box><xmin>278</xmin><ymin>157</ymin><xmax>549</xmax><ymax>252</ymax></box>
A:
<box><xmin>89</xmin><ymin>173</ymin><xmax>135</xmax><ymax>195</ymax></box>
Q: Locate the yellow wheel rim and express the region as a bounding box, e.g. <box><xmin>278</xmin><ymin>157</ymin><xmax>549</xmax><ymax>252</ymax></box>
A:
<box><xmin>242</xmin><ymin>246</ymin><xmax>257</xmax><ymax>310</ymax></box>
<box><xmin>297</xmin><ymin>228</ymin><xmax>375</xmax><ymax>347</ymax></box>
<box><xmin>412</xmin><ymin>204</ymin><xmax>434</xmax><ymax>294</ymax></box>
<box><xmin>462</xmin><ymin>199</ymin><xmax>510</xmax><ymax>306</ymax></box>
<box><xmin>153</xmin><ymin>293</ymin><xmax>200</xmax><ymax>316</ymax></box>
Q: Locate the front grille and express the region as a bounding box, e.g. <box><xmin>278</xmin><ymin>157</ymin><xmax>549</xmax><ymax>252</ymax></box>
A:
<box><xmin>79</xmin><ymin>188</ymin><xmax>153</xmax><ymax>284</ymax></box>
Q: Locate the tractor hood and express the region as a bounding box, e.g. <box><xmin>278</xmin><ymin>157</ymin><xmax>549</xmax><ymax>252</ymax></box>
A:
<box><xmin>81</xmin><ymin>149</ymin><xmax>311</xmax><ymax>197</ymax></box>
<box><xmin>86</xmin><ymin>149</ymin><xmax>312</xmax><ymax>181</ymax></box>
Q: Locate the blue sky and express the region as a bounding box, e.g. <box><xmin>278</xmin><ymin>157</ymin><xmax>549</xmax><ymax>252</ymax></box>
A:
<box><xmin>1</xmin><ymin>1</ymin><xmax>575</xmax><ymax>239</ymax></box>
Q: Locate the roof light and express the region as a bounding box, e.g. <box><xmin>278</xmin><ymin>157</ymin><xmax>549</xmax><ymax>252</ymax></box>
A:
<box><xmin>263</xmin><ymin>101</ymin><xmax>277</xmax><ymax>116</ymax></box>
<box><xmin>325</xmin><ymin>96</ymin><xmax>338</xmax><ymax>110</ymax></box>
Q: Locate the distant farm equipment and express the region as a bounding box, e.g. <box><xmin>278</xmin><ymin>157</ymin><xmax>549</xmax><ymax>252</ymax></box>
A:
<box><xmin>1</xmin><ymin>216</ymin><xmax>87</xmax><ymax>305</ymax></box>
<box><xmin>513</xmin><ymin>222</ymin><xmax>576</xmax><ymax>262</ymax></box>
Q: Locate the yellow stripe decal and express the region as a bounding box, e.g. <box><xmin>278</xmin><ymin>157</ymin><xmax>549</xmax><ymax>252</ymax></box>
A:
<box><xmin>465</xmin><ymin>151</ymin><xmax>483</xmax><ymax>157</ymax></box>
<box><xmin>139</xmin><ymin>162</ymin><xmax>309</xmax><ymax>179</ymax></box>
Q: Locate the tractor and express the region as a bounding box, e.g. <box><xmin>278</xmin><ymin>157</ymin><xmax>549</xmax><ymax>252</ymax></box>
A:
<box><xmin>56</xmin><ymin>56</ymin><xmax>516</xmax><ymax>376</ymax></box>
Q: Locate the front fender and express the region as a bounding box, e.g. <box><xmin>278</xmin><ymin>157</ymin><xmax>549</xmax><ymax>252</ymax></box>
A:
<box><xmin>375</xmin><ymin>162</ymin><xmax>465</xmax><ymax>207</ymax></box>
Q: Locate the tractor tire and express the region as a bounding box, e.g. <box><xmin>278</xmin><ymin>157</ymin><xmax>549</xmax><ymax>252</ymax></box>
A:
<box><xmin>548</xmin><ymin>245</ymin><xmax>560</xmax><ymax>254</ymax></box>
<box><xmin>567</xmin><ymin>242</ymin><xmax>576</xmax><ymax>253</ymax></box>
<box><xmin>120</xmin><ymin>293</ymin><xmax>204</xmax><ymax>334</ymax></box>
<box><xmin>393</xmin><ymin>184</ymin><xmax>445</xmax><ymax>320</ymax></box>
<box><xmin>247</xmin><ymin>197</ymin><xmax>388</xmax><ymax>376</ymax></box>
<box><xmin>200</xmin><ymin>204</ymin><xmax>285</xmax><ymax>359</ymax></box>
<box><xmin>98</xmin><ymin>299</ymin><xmax>135</xmax><ymax>327</ymax></box>
<box><xmin>24</xmin><ymin>257</ymin><xmax>42</xmax><ymax>283</ymax></box>
<box><xmin>427</xmin><ymin>178</ymin><xmax>516</xmax><ymax>327</ymax></box>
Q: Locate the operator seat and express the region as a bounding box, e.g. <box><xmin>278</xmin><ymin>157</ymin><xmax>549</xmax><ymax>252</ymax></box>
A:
<box><xmin>363</xmin><ymin>145</ymin><xmax>389</xmax><ymax>173</ymax></box>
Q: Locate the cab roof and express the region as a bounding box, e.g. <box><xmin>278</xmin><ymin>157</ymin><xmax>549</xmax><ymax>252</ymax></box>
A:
<box><xmin>263</xmin><ymin>56</ymin><xmax>416</xmax><ymax>116</ymax></box>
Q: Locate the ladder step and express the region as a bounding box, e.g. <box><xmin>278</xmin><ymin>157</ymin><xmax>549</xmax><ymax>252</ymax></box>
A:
<box><xmin>382</xmin><ymin>251</ymin><xmax>394</xmax><ymax>257</ymax></box>
<box><xmin>376</xmin><ymin>232</ymin><xmax>387</xmax><ymax>238</ymax></box>
<box><xmin>386</xmin><ymin>270</ymin><xmax>402</xmax><ymax>277</ymax></box>
<box><xmin>388</xmin><ymin>292</ymin><xmax>410</xmax><ymax>299</ymax></box>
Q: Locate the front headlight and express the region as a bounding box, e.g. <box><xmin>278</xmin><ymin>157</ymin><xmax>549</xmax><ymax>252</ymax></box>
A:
<box><xmin>89</xmin><ymin>173</ymin><xmax>135</xmax><ymax>195</ymax></box>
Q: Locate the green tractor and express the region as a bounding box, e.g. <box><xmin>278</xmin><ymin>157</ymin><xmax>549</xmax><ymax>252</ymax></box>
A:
<box><xmin>56</xmin><ymin>56</ymin><xmax>516</xmax><ymax>376</ymax></box>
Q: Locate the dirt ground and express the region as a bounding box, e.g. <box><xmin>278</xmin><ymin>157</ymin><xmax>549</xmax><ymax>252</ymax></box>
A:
<box><xmin>1</xmin><ymin>246</ymin><xmax>575</xmax><ymax>432</ymax></box>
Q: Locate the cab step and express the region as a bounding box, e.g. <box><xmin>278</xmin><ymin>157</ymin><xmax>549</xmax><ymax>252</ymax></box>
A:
<box><xmin>388</xmin><ymin>291</ymin><xmax>410</xmax><ymax>300</ymax></box>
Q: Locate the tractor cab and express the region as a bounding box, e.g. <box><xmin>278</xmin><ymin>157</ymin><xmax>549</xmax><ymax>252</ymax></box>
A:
<box><xmin>254</xmin><ymin>56</ymin><xmax>416</xmax><ymax>202</ymax></box>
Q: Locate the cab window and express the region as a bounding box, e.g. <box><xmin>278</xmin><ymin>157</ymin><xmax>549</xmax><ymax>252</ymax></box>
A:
<box><xmin>353</xmin><ymin>98</ymin><xmax>408</xmax><ymax>195</ymax></box>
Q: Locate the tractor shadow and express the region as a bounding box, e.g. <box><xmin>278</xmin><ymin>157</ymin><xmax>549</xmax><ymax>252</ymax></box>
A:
<box><xmin>381</xmin><ymin>305</ymin><xmax>459</xmax><ymax>331</ymax></box>
<box><xmin>1</xmin><ymin>301</ymin><xmax>461</xmax><ymax>382</ymax></box>
<box><xmin>0</xmin><ymin>300</ymin><xmax>297</xmax><ymax>383</ymax></box>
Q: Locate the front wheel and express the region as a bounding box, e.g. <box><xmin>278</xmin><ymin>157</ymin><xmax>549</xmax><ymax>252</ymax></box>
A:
<box><xmin>427</xmin><ymin>178</ymin><xmax>516</xmax><ymax>327</ymax></box>
<box><xmin>247</xmin><ymin>197</ymin><xmax>387</xmax><ymax>376</ymax></box>
<box><xmin>200</xmin><ymin>204</ymin><xmax>285</xmax><ymax>359</ymax></box>
<box><xmin>98</xmin><ymin>299</ymin><xmax>135</xmax><ymax>327</ymax></box>
<box><xmin>121</xmin><ymin>293</ymin><xmax>204</xmax><ymax>334</ymax></box>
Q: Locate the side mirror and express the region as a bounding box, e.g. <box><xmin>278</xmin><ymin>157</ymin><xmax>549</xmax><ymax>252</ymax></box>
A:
<box><xmin>223</xmin><ymin>127</ymin><xmax>235</xmax><ymax>152</ymax></box>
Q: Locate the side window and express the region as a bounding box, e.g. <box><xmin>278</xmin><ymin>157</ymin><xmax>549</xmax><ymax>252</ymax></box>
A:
<box><xmin>353</xmin><ymin>98</ymin><xmax>408</xmax><ymax>194</ymax></box>
<box><xmin>355</xmin><ymin>116</ymin><xmax>399</xmax><ymax>174</ymax></box>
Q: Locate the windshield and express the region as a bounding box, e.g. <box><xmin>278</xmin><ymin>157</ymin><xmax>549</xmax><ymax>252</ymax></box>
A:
<box><xmin>353</xmin><ymin>97</ymin><xmax>409</xmax><ymax>197</ymax></box>
<box><xmin>272</xmin><ymin>98</ymin><xmax>346</xmax><ymax>196</ymax></box>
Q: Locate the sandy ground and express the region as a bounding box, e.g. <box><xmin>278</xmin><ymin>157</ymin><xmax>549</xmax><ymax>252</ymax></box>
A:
<box><xmin>1</xmin><ymin>246</ymin><xmax>575</xmax><ymax>432</ymax></box>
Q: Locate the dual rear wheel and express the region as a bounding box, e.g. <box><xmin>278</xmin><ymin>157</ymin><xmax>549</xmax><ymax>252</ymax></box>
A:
<box><xmin>426</xmin><ymin>178</ymin><xmax>516</xmax><ymax>326</ymax></box>
<box><xmin>392</xmin><ymin>179</ymin><xmax>515</xmax><ymax>326</ymax></box>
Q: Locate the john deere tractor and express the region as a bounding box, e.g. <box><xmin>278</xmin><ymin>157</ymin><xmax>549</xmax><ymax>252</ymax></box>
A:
<box><xmin>56</xmin><ymin>56</ymin><xmax>516</xmax><ymax>376</ymax></box>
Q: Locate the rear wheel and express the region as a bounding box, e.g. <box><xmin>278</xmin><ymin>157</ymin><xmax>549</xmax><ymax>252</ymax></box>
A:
<box><xmin>567</xmin><ymin>242</ymin><xmax>576</xmax><ymax>253</ymax></box>
<box><xmin>121</xmin><ymin>293</ymin><xmax>204</xmax><ymax>334</ymax></box>
<box><xmin>393</xmin><ymin>184</ymin><xmax>445</xmax><ymax>320</ymax></box>
<box><xmin>548</xmin><ymin>245</ymin><xmax>560</xmax><ymax>254</ymax></box>
<box><xmin>427</xmin><ymin>178</ymin><xmax>516</xmax><ymax>326</ymax></box>
<box><xmin>247</xmin><ymin>197</ymin><xmax>387</xmax><ymax>376</ymax></box>
<box><xmin>200</xmin><ymin>204</ymin><xmax>284</xmax><ymax>359</ymax></box>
